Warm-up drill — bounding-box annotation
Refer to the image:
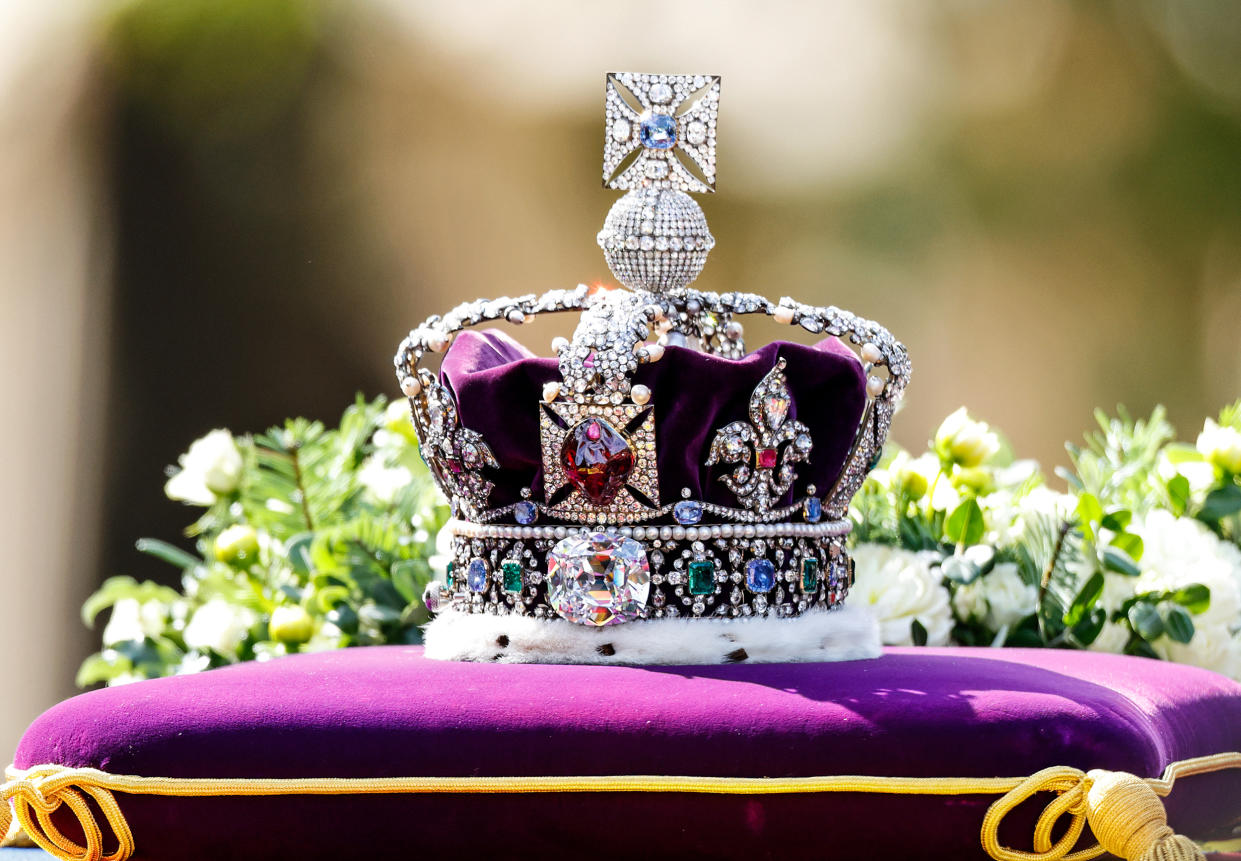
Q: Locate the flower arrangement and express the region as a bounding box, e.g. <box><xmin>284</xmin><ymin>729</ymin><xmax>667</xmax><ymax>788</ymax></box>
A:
<box><xmin>80</xmin><ymin>398</ymin><xmax>1241</xmax><ymax>685</ymax></box>
<box><xmin>852</xmin><ymin>403</ymin><xmax>1241</xmax><ymax>680</ymax></box>
<box><xmin>79</xmin><ymin>397</ymin><xmax>447</xmax><ymax>686</ymax></box>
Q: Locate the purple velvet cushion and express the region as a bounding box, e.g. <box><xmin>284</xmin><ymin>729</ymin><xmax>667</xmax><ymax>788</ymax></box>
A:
<box><xmin>440</xmin><ymin>329</ymin><xmax>867</xmax><ymax>508</ymax></box>
<box><xmin>15</xmin><ymin>647</ymin><xmax>1241</xmax><ymax>860</ymax></box>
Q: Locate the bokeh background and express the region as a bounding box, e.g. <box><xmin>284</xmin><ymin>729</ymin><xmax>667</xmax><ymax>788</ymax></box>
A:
<box><xmin>3</xmin><ymin>0</ymin><xmax>1241</xmax><ymax>758</ymax></box>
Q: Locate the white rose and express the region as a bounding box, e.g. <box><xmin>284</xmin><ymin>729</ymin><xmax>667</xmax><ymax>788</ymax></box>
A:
<box><xmin>102</xmin><ymin>598</ymin><xmax>168</xmax><ymax>645</ymax></box>
<box><xmin>1197</xmin><ymin>418</ymin><xmax>1241</xmax><ymax>475</ymax></box>
<box><xmin>953</xmin><ymin>563</ymin><xmax>1037</xmax><ymax>633</ymax></box>
<box><xmin>165</xmin><ymin>429</ymin><xmax>243</xmax><ymax>505</ymax></box>
<box><xmin>934</xmin><ymin>408</ymin><xmax>1000</xmax><ymax>469</ymax></box>
<box><xmin>183</xmin><ymin>599</ymin><xmax>255</xmax><ymax>658</ymax></box>
<box><xmin>357</xmin><ymin>455</ymin><xmax>413</xmax><ymax>505</ymax></box>
<box><xmin>851</xmin><ymin>543</ymin><xmax>953</xmax><ymax>646</ymax></box>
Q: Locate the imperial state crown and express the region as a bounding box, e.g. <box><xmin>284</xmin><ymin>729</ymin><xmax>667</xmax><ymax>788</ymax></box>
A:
<box><xmin>394</xmin><ymin>73</ymin><xmax>910</xmax><ymax>663</ymax></box>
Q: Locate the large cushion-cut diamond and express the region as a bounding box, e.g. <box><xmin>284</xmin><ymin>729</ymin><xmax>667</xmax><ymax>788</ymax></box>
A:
<box><xmin>560</xmin><ymin>418</ymin><xmax>635</xmax><ymax>505</ymax></box>
<box><xmin>547</xmin><ymin>531</ymin><xmax>650</xmax><ymax>626</ymax></box>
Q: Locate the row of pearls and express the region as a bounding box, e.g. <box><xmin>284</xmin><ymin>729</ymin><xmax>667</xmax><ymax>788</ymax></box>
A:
<box><xmin>446</xmin><ymin>518</ymin><xmax>851</xmax><ymax>541</ymax></box>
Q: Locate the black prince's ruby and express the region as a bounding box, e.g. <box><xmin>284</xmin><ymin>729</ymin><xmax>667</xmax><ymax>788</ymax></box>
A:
<box><xmin>561</xmin><ymin>418</ymin><xmax>635</xmax><ymax>505</ymax></box>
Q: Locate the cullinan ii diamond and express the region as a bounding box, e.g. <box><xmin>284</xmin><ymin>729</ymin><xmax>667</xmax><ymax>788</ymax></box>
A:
<box><xmin>547</xmin><ymin>531</ymin><xmax>651</xmax><ymax>626</ymax></box>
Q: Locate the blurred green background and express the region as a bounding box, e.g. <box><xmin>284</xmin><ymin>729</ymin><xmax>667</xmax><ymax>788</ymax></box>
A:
<box><xmin>2</xmin><ymin>0</ymin><xmax>1240</xmax><ymax>757</ymax></box>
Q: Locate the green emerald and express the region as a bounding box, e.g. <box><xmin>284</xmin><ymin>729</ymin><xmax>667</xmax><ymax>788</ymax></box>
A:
<box><xmin>801</xmin><ymin>557</ymin><xmax>819</xmax><ymax>592</ymax></box>
<box><xmin>502</xmin><ymin>560</ymin><xmax>524</xmax><ymax>593</ymax></box>
<box><xmin>688</xmin><ymin>560</ymin><xmax>715</xmax><ymax>595</ymax></box>
<box><xmin>446</xmin><ymin>560</ymin><xmax>455</xmax><ymax>585</ymax></box>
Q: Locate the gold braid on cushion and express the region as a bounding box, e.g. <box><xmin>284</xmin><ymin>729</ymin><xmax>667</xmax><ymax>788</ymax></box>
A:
<box><xmin>4</xmin><ymin>753</ymin><xmax>1240</xmax><ymax>861</ymax></box>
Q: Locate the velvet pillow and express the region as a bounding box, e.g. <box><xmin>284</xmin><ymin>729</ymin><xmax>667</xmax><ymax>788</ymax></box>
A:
<box><xmin>10</xmin><ymin>646</ymin><xmax>1241</xmax><ymax>860</ymax></box>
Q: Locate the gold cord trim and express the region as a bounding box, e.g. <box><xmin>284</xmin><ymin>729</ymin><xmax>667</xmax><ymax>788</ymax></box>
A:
<box><xmin>3</xmin><ymin>752</ymin><xmax>1239</xmax><ymax>861</ymax></box>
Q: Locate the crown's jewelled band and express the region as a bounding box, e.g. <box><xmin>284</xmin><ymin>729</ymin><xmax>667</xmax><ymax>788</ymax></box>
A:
<box><xmin>430</xmin><ymin>519</ymin><xmax>855</xmax><ymax>624</ymax></box>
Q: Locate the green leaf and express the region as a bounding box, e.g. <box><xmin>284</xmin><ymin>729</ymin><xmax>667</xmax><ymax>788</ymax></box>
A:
<box><xmin>1167</xmin><ymin>474</ymin><xmax>1190</xmax><ymax>517</ymax></box>
<box><xmin>1167</xmin><ymin>583</ymin><xmax>1211</xmax><ymax>614</ymax></box>
<box><xmin>944</xmin><ymin>499</ymin><xmax>984</xmax><ymax>547</ymax></box>
<box><xmin>285</xmin><ymin>533</ymin><xmax>315</xmax><ymax>574</ymax></box>
<box><xmin>135</xmin><ymin>538</ymin><xmax>202</xmax><ymax>570</ymax></box>
<box><xmin>76</xmin><ymin>651</ymin><xmax>132</xmax><ymax>687</ymax></box>
<box><xmin>1070</xmin><ymin>607</ymin><xmax>1106</xmax><ymax>647</ymax></box>
<box><xmin>1100</xmin><ymin>509</ymin><xmax>1132</xmax><ymax>532</ymax></box>
<box><xmin>1064</xmin><ymin>571</ymin><xmax>1104</xmax><ymax>627</ymax></box>
<box><xmin>1128</xmin><ymin>601</ymin><xmax>1164</xmax><ymax>641</ymax></box>
<box><xmin>1198</xmin><ymin>485</ymin><xmax>1241</xmax><ymax>522</ymax></box>
<box><xmin>910</xmin><ymin>618</ymin><xmax>928</xmax><ymax>647</ymax></box>
<box><xmin>1077</xmin><ymin>493</ymin><xmax>1103</xmax><ymax>528</ymax></box>
<box><xmin>1109</xmin><ymin>532</ymin><xmax>1144</xmax><ymax>562</ymax></box>
<box><xmin>941</xmin><ymin>556</ymin><xmax>980</xmax><ymax>585</ymax></box>
<box><xmin>81</xmin><ymin>576</ymin><xmax>181</xmax><ymax>628</ymax></box>
<box><xmin>1102</xmin><ymin>546</ymin><xmax>1141</xmax><ymax>577</ymax></box>
<box><xmin>1161</xmin><ymin>604</ymin><xmax>1195</xmax><ymax>644</ymax></box>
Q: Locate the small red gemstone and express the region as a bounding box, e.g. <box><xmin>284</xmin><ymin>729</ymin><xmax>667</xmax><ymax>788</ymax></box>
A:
<box><xmin>561</xmin><ymin>418</ymin><xmax>634</xmax><ymax>505</ymax></box>
<box><xmin>757</xmin><ymin>448</ymin><xmax>778</xmax><ymax>469</ymax></box>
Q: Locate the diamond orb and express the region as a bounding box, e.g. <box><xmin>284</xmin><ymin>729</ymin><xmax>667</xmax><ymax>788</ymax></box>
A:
<box><xmin>561</xmin><ymin>418</ymin><xmax>635</xmax><ymax>505</ymax></box>
<box><xmin>547</xmin><ymin>531</ymin><xmax>651</xmax><ymax>626</ymax></box>
<box><xmin>639</xmin><ymin>112</ymin><xmax>677</xmax><ymax>149</ymax></box>
<box><xmin>598</xmin><ymin>188</ymin><xmax>714</xmax><ymax>294</ymax></box>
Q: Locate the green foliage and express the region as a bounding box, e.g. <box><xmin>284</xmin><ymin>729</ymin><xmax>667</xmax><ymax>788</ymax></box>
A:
<box><xmin>79</xmin><ymin>395</ymin><xmax>449</xmax><ymax>687</ymax></box>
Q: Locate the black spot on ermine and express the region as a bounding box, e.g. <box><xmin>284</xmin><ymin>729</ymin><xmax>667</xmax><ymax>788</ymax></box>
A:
<box><xmin>496</xmin><ymin>635</ymin><xmax>509</xmax><ymax>648</ymax></box>
<box><xmin>724</xmin><ymin>648</ymin><xmax>749</xmax><ymax>663</ymax></box>
<box><xmin>597</xmin><ymin>643</ymin><xmax>616</xmax><ymax>656</ymax></box>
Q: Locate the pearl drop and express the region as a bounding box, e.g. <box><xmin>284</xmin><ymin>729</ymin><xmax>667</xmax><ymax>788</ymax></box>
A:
<box><xmin>646</xmin><ymin>344</ymin><xmax>665</xmax><ymax>362</ymax></box>
<box><xmin>542</xmin><ymin>381</ymin><xmax>561</xmax><ymax>402</ymax></box>
<box><xmin>861</xmin><ymin>343</ymin><xmax>883</xmax><ymax>364</ymax></box>
<box><xmin>400</xmin><ymin>376</ymin><xmax>422</xmax><ymax>398</ymax></box>
<box><xmin>867</xmin><ymin>375</ymin><xmax>886</xmax><ymax>398</ymax></box>
<box><xmin>507</xmin><ymin>310</ymin><xmax>526</xmax><ymax>325</ymax></box>
<box><xmin>724</xmin><ymin>320</ymin><xmax>744</xmax><ymax>341</ymax></box>
<box><xmin>773</xmin><ymin>307</ymin><xmax>795</xmax><ymax>325</ymax></box>
<box><xmin>631</xmin><ymin>384</ymin><xmax>651</xmax><ymax>405</ymax></box>
<box><xmin>551</xmin><ymin>336</ymin><xmax>569</xmax><ymax>353</ymax></box>
<box><xmin>429</xmin><ymin>333</ymin><xmax>451</xmax><ymax>353</ymax></box>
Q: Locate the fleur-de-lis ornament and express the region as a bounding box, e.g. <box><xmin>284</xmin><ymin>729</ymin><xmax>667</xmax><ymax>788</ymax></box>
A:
<box><xmin>421</xmin><ymin>382</ymin><xmax>498</xmax><ymax>515</ymax></box>
<box><xmin>705</xmin><ymin>359</ymin><xmax>812</xmax><ymax>513</ymax></box>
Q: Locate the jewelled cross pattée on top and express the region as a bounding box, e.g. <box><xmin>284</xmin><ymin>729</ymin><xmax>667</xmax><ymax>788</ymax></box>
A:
<box><xmin>602</xmin><ymin>72</ymin><xmax>720</xmax><ymax>194</ymax></box>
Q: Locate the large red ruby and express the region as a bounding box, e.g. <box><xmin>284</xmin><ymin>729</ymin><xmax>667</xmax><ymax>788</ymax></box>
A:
<box><xmin>561</xmin><ymin>418</ymin><xmax>635</xmax><ymax>505</ymax></box>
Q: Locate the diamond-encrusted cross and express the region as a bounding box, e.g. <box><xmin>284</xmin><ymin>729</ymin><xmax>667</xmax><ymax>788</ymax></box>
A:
<box><xmin>603</xmin><ymin>72</ymin><xmax>720</xmax><ymax>194</ymax></box>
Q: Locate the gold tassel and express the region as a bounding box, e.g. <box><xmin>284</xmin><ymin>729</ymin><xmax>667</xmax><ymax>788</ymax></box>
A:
<box><xmin>1085</xmin><ymin>770</ymin><xmax>1205</xmax><ymax>861</ymax></box>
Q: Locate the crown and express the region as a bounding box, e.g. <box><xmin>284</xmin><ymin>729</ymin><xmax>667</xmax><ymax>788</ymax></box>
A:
<box><xmin>394</xmin><ymin>73</ymin><xmax>910</xmax><ymax>663</ymax></box>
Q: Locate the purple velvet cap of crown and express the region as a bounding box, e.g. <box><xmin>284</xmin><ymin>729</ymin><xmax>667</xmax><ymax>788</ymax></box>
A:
<box><xmin>439</xmin><ymin>329</ymin><xmax>866</xmax><ymax>511</ymax></box>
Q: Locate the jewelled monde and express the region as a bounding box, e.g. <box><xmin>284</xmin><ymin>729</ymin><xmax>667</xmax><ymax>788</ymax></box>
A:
<box><xmin>560</xmin><ymin>418</ymin><xmax>635</xmax><ymax>505</ymax></box>
<box><xmin>547</xmin><ymin>531</ymin><xmax>651</xmax><ymax>626</ymax></box>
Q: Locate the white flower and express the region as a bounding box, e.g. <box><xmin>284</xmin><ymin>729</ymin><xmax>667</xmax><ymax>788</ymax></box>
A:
<box><xmin>952</xmin><ymin>563</ymin><xmax>1037</xmax><ymax>633</ymax></box>
<box><xmin>357</xmin><ymin>455</ymin><xmax>413</xmax><ymax>505</ymax></box>
<box><xmin>1197</xmin><ymin>419</ymin><xmax>1241</xmax><ymax>475</ymax></box>
<box><xmin>1127</xmin><ymin>510</ymin><xmax>1241</xmax><ymax>679</ymax></box>
<box><xmin>102</xmin><ymin>599</ymin><xmax>167</xmax><ymax>646</ymax></box>
<box><xmin>851</xmin><ymin>543</ymin><xmax>953</xmax><ymax>646</ymax></box>
<box><xmin>183</xmin><ymin>599</ymin><xmax>256</xmax><ymax>658</ymax></box>
<box><xmin>165</xmin><ymin>429</ymin><xmax>243</xmax><ymax>505</ymax></box>
<box><xmin>934</xmin><ymin>408</ymin><xmax>1001</xmax><ymax>469</ymax></box>
<box><xmin>981</xmin><ymin>485</ymin><xmax>1075</xmax><ymax>548</ymax></box>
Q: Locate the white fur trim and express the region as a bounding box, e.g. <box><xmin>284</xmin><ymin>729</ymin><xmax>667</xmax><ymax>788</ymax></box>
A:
<box><xmin>422</xmin><ymin>604</ymin><xmax>881</xmax><ymax>665</ymax></box>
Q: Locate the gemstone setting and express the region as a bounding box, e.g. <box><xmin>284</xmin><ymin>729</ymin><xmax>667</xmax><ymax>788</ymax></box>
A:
<box><xmin>547</xmin><ymin>531</ymin><xmax>651</xmax><ymax>626</ymax></box>
<box><xmin>745</xmin><ymin>559</ymin><xmax>775</xmax><ymax>593</ymax></box>
<box><xmin>673</xmin><ymin>500</ymin><xmax>703</xmax><ymax>525</ymax></box>
<box><xmin>801</xmin><ymin>557</ymin><xmax>819</xmax><ymax>592</ymax></box>
<box><xmin>803</xmin><ymin>497</ymin><xmax>822</xmax><ymax>523</ymax></box>
<box><xmin>502</xmin><ymin>560</ymin><xmax>524</xmax><ymax>593</ymax></box>
<box><xmin>514</xmin><ymin>500</ymin><xmax>538</xmax><ymax>525</ymax></box>
<box><xmin>467</xmin><ymin>558</ymin><xmax>488</xmax><ymax>593</ymax></box>
<box><xmin>688</xmin><ymin>560</ymin><xmax>715</xmax><ymax>595</ymax></box>
<box><xmin>639</xmin><ymin>112</ymin><xmax>677</xmax><ymax>150</ymax></box>
<box><xmin>560</xmin><ymin>418</ymin><xmax>635</xmax><ymax>505</ymax></box>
